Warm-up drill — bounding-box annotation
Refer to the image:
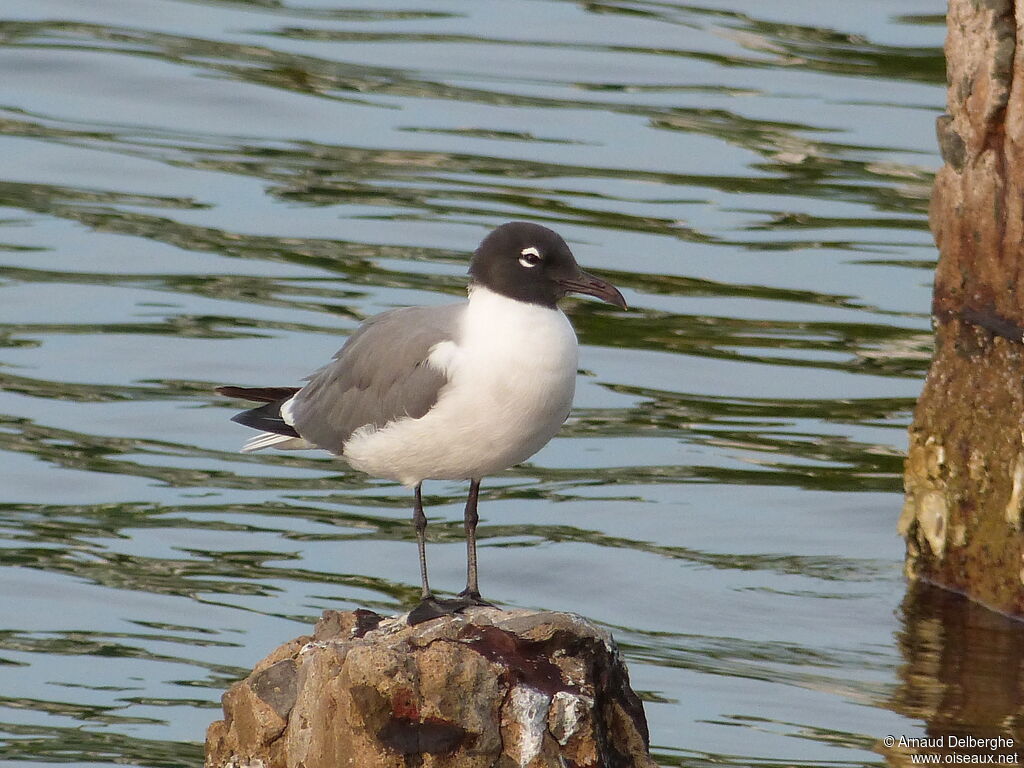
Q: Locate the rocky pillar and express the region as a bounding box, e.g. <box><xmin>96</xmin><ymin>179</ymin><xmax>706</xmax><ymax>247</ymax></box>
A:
<box><xmin>900</xmin><ymin>0</ymin><xmax>1024</xmax><ymax>613</ymax></box>
<box><xmin>205</xmin><ymin>607</ymin><xmax>657</xmax><ymax>768</ymax></box>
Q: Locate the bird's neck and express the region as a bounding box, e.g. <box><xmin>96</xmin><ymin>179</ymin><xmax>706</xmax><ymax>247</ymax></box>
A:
<box><xmin>462</xmin><ymin>285</ymin><xmax>576</xmax><ymax>367</ymax></box>
<box><xmin>467</xmin><ymin>284</ymin><xmax>564</xmax><ymax>320</ymax></box>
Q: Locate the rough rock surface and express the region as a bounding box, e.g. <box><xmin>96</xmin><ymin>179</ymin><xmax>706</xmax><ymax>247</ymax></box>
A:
<box><xmin>901</xmin><ymin>320</ymin><xmax>1024</xmax><ymax>612</ymax></box>
<box><xmin>205</xmin><ymin>607</ymin><xmax>657</xmax><ymax>768</ymax></box>
<box><xmin>902</xmin><ymin>0</ymin><xmax>1024</xmax><ymax>613</ymax></box>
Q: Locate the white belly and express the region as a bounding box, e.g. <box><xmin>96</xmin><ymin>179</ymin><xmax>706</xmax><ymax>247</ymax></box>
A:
<box><xmin>341</xmin><ymin>288</ymin><xmax>579</xmax><ymax>486</ymax></box>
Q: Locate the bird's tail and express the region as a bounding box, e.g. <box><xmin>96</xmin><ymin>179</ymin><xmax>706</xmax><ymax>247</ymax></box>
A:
<box><xmin>215</xmin><ymin>385</ymin><xmax>311</xmax><ymax>452</ymax></box>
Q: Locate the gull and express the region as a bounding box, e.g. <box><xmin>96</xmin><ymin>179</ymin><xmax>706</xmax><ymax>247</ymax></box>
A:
<box><xmin>217</xmin><ymin>222</ymin><xmax>627</xmax><ymax>622</ymax></box>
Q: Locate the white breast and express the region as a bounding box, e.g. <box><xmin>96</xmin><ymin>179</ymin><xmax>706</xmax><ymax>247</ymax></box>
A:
<box><xmin>342</xmin><ymin>286</ymin><xmax>579</xmax><ymax>486</ymax></box>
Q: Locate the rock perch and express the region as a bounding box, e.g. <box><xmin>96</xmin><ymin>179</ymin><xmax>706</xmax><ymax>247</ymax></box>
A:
<box><xmin>205</xmin><ymin>607</ymin><xmax>657</xmax><ymax>768</ymax></box>
<box><xmin>900</xmin><ymin>0</ymin><xmax>1024</xmax><ymax>614</ymax></box>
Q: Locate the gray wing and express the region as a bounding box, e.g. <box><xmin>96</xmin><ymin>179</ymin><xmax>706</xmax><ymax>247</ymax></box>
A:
<box><xmin>288</xmin><ymin>303</ymin><xmax>463</xmax><ymax>454</ymax></box>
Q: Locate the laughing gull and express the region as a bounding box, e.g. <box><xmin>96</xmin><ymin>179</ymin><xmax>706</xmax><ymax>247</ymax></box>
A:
<box><xmin>217</xmin><ymin>221</ymin><xmax>626</xmax><ymax>623</ymax></box>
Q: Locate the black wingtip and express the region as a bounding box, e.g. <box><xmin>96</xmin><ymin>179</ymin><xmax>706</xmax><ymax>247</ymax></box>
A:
<box><xmin>216</xmin><ymin>385</ymin><xmax>301</xmax><ymax>403</ymax></box>
<box><xmin>229</xmin><ymin>400</ymin><xmax>301</xmax><ymax>438</ymax></box>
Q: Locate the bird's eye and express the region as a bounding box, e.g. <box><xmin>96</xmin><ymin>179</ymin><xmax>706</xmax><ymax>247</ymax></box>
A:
<box><xmin>518</xmin><ymin>246</ymin><xmax>542</xmax><ymax>268</ymax></box>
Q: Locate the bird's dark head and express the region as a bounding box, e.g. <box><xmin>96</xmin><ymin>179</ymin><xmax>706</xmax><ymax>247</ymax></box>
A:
<box><xmin>468</xmin><ymin>221</ymin><xmax>627</xmax><ymax>310</ymax></box>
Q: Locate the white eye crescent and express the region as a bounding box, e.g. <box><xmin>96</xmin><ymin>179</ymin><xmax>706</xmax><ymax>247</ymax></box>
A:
<box><xmin>519</xmin><ymin>246</ymin><xmax>542</xmax><ymax>268</ymax></box>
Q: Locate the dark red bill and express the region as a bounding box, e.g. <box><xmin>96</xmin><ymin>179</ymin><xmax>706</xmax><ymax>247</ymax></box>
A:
<box><xmin>558</xmin><ymin>269</ymin><xmax>628</xmax><ymax>310</ymax></box>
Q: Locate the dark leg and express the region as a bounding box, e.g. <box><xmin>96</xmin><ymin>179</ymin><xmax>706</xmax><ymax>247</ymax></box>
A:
<box><xmin>465</xmin><ymin>479</ymin><xmax>481</xmax><ymax>598</ymax></box>
<box><xmin>413</xmin><ymin>483</ymin><xmax>431</xmax><ymax>600</ymax></box>
<box><xmin>457</xmin><ymin>479</ymin><xmax>489</xmax><ymax>604</ymax></box>
<box><xmin>408</xmin><ymin>483</ymin><xmax>473</xmax><ymax>624</ymax></box>
<box><xmin>408</xmin><ymin>481</ymin><xmax>493</xmax><ymax>625</ymax></box>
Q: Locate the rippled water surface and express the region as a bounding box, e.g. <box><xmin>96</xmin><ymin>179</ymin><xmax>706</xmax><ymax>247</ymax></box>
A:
<box><xmin>6</xmin><ymin>1</ymin><xmax>1015</xmax><ymax>766</ymax></box>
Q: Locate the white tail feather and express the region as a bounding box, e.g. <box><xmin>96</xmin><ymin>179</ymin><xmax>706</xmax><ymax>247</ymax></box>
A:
<box><xmin>241</xmin><ymin>432</ymin><xmax>312</xmax><ymax>453</ymax></box>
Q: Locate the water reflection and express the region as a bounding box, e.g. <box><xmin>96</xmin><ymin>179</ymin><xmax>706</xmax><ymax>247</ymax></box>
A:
<box><xmin>888</xmin><ymin>583</ymin><xmax>1024</xmax><ymax>764</ymax></box>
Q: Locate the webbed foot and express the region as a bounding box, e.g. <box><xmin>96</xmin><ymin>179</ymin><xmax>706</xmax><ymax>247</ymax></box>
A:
<box><xmin>408</xmin><ymin>596</ymin><xmax>473</xmax><ymax>625</ymax></box>
<box><xmin>407</xmin><ymin>592</ymin><xmax>497</xmax><ymax>625</ymax></box>
<box><xmin>456</xmin><ymin>589</ymin><xmax>495</xmax><ymax>607</ymax></box>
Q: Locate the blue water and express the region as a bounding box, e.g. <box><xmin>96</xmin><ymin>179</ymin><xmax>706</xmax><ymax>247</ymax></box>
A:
<box><xmin>5</xmin><ymin>1</ymin><xmax>1012</xmax><ymax>766</ymax></box>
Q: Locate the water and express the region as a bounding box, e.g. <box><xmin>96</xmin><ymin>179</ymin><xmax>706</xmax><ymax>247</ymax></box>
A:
<box><xmin>3</xmin><ymin>1</ymin><xmax>1013</xmax><ymax>766</ymax></box>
